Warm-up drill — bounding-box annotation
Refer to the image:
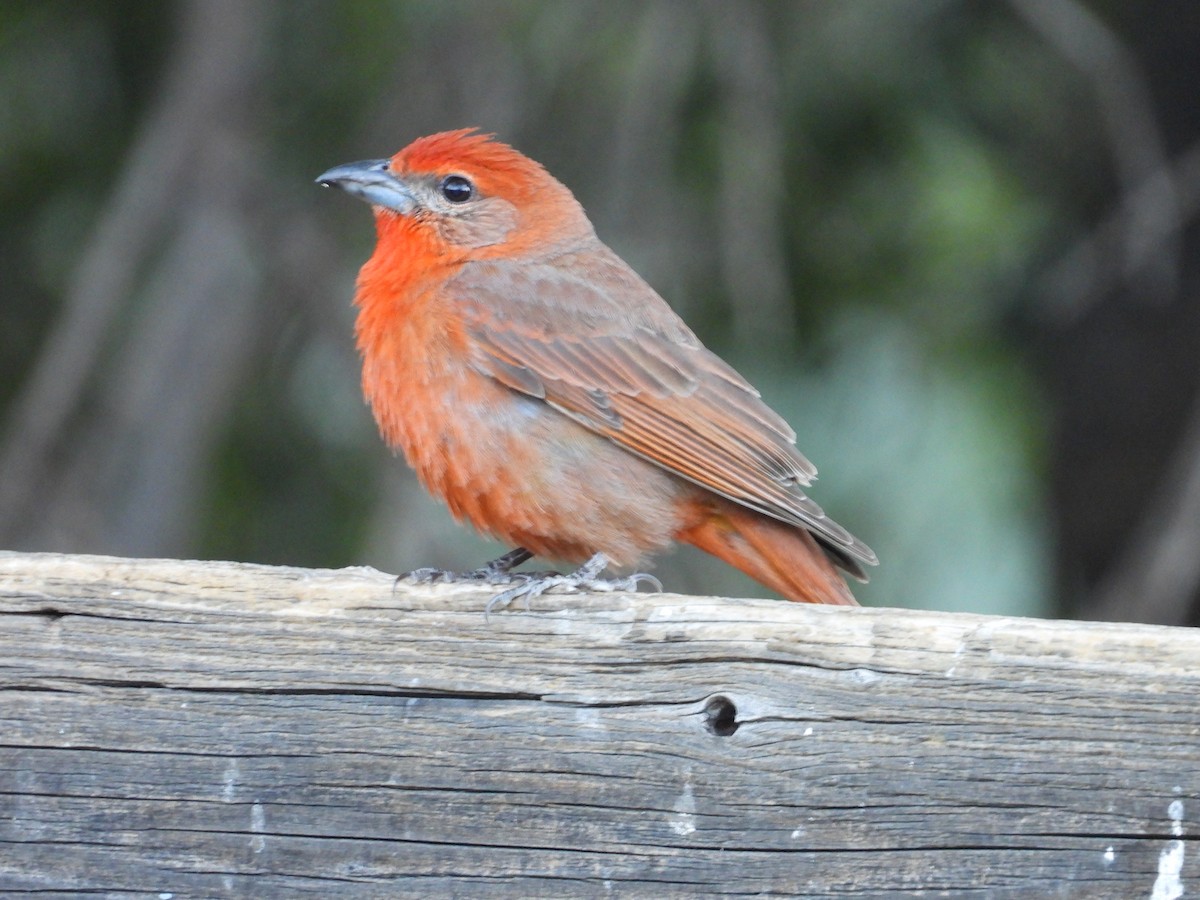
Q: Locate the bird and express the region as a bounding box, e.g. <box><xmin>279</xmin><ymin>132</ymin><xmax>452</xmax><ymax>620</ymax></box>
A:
<box><xmin>317</xmin><ymin>129</ymin><xmax>876</xmax><ymax>607</ymax></box>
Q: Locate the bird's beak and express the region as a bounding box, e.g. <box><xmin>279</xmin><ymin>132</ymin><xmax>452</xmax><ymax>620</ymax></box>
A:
<box><xmin>315</xmin><ymin>159</ymin><xmax>417</xmax><ymax>215</ymax></box>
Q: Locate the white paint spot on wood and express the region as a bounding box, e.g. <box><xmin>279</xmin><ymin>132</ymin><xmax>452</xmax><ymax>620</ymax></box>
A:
<box><xmin>945</xmin><ymin>644</ymin><xmax>965</xmax><ymax>677</ymax></box>
<box><xmin>221</xmin><ymin>759</ymin><xmax>239</xmax><ymax>802</ymax></box>
<box><xmin>669</xmin><ymin>781</ymin><xmax>696</xmax><ymax>836</ymax></box>
<box><xmin>249</xmin><ymin>802</ymin><xmax>266</xmax><ymax>853</ymax></box>
<box><xmin>803</xmin><ymin>726</ymin><xmax>813</xmax><ymax>737</ymax></box>
<box><xmin>158</xmin><ymin>894</ymin><xmax>173</xmax><ymax>899</ymax></box>
<box><xmin>1151</xmin><ymin>799</ymin><xmax>1185</xmax><ymax>900</ymax></box>
<box><xmin>791</xmin><ymin>826</ymin><xmax>805</xmax><ymax>839</ymax></box>
<box><xmin>851</xmin><ymin>668</ymin><xmax>880</xmax><ymax>686</ymax></box>
<box><xmin>1103</xmin><ymin>846</ymin><xmax>1114</xmax><ymax>864</ymax></box>
<box><xmin>1152</xmin><ymin>843</ymin><xmax>1185</xmax><ymax>900</ymax></box>
<box><xmin>575</xmin><ymin>707</ymin><xmax>604</xmax><ymax>730</ymax></box>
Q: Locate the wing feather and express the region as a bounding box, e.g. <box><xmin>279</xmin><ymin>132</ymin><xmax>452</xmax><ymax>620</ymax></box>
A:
<box><xmin>450</xmin><ymin>255</ymin><xmax>877</xmax><ymax>572</ymax></box>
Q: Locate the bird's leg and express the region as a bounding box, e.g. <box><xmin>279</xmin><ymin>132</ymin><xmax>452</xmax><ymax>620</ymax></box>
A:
<box><xmin>470</xmin><ymin>547</ymin><xmax>535</xmax><ymax>579</ymax></box>
<box><xmin>484</xmin><ymin>552</ymin><xmax>662</xmax><ymax>617</ymax></box>
<box><xmin>402</xmin><ymin>547</ymin><xmax>537</xmax><ymax>586</ymax></box>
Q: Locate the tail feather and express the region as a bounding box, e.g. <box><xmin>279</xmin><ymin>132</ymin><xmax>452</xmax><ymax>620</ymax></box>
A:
<box><xmin>678</xmin><ymin>501</ymin><xmax>859</xmax><ymax>606</ymax></box>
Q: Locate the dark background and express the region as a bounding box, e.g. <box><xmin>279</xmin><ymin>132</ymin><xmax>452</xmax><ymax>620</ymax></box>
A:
<box><xmin>2</xmin><ymin>0</ymin><xmax>1198</xmax><ymax>624</ymax></box>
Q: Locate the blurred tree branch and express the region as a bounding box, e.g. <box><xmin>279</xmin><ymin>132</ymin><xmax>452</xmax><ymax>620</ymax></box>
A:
<box><xmin>0</xmin><ymin>0</ymin><xmax>269</xmax><ymax>551</ymax></box>
<box><xmin>1041</xmin><ymin>139</ymin><xmax>1200</xmax><ymax>625</ymax></box>
<box><xmin>1090</xmin><ymin>381</ymin><xmax>1200</xmax><ymax>625</ymax></box>
<box><xmin>1034</xmin><ymin>140</ymin><xmax>1200</xmax><ymax>325</ymax></box>
<box><xmin>1012</xmin><ymin>0</ymin><xmax>1200</xmax><ymax>624</ymax></box>
<box><xmin>1012</xmin><ymin>0</ymin><xmax>1182</xmax><ymax>310</ymax></box>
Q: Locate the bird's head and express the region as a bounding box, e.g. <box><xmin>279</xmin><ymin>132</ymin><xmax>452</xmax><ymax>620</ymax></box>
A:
<box><xmin>317</xmin><ymin>129</ymin><xmax>594</xmax><ymax>259</ymax></box>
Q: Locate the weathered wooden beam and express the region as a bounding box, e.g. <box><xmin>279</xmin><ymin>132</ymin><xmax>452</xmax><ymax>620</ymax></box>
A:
<box><xmin>0</xmin><ymin>550</ymin><xmax>1196</xmax><ymax>897</ymax></box>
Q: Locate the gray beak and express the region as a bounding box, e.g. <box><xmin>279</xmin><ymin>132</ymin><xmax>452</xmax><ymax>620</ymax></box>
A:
<box><xmin>316</xmin><ymin>159</ymin><xmax>417</xmax><ymax>214</ymax></box>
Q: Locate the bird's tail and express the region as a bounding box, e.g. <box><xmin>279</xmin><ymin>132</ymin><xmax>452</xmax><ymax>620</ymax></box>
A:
<box><xmin>677</xmin><ymin>500</ymin><xmax>859</xmax><ymax>606</ymax></box>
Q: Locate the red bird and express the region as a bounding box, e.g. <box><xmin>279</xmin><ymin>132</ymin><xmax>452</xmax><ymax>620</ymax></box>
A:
<box><xmin>318</xmin><ymin>130</ymin><xmax>876</xmax><ymax>606</ymax></box>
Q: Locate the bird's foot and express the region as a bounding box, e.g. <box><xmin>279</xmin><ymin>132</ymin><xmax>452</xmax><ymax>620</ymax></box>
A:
<box><xmin>401</xmin><ymin>547</ymin><xmax>537</xmax><ymax>586</ymax></box>
<box><xmin>484</xmin><ymin>552</ymin><xmax>662</xmax><ymax>618</ymax></box>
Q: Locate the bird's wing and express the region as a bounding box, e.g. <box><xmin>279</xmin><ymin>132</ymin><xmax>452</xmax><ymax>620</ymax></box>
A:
<box><xmin>449</xmin><ymin>254</ymin><xmax>877</xmax><ymax>574</ymax></box>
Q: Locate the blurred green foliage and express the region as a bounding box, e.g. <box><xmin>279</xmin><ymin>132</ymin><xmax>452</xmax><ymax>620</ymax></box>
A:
<box><xmin>2</xmin><ymin>0</ymin><xmax>1167</xmax><ymax>616</ymax></box>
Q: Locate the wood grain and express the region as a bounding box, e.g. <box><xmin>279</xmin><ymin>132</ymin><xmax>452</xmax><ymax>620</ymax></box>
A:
<box><xmin>0</xmin><ymin>550</ymin><xmax>1197</xmax><ymax>898</ymax></box>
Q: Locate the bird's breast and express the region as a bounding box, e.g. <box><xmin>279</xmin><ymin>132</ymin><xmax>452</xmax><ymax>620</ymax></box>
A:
<box><xmin>352</xmin><ymin>287</ymin><xmax>685</xmax><ymax>563</ymax></box>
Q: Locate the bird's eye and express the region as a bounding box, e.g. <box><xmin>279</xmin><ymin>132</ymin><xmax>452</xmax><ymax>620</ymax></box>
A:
<box><xmin>440</xmin><ymin>175</ymin><xmax>473</xmax><ymax>203</ymax></box>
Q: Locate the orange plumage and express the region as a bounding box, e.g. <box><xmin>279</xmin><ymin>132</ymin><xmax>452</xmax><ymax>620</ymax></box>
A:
<box><xmin>319</xmin><ymin>129</ymin><xmax>876</xmax><ymax>605</ymax></box>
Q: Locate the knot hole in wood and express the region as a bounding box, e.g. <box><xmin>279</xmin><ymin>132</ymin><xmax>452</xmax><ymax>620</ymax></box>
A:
<box><xmin>704</xmin><ymin>695</ymin><xmax>739</xmax><ymax>736</ymax></box>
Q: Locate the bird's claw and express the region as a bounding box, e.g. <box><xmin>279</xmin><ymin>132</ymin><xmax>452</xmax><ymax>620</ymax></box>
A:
<box><xmin>401</xmin><ymin>566</ymin><xmax>454</xmax><ymax>584</ymax></box>
<box><xmin>483</xmin><ymin>552</ymin><xmax>661</xmax><ymax>619</ymax></box>
<box><xmin>397</xmin><ymin>547</ymin><xmax>538</xmax><ymax>588</ymax></box>
<box><xmin>400</xmin><ymin>566</ymin><xmax>523</xmax><ymax>584</ymax></box>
